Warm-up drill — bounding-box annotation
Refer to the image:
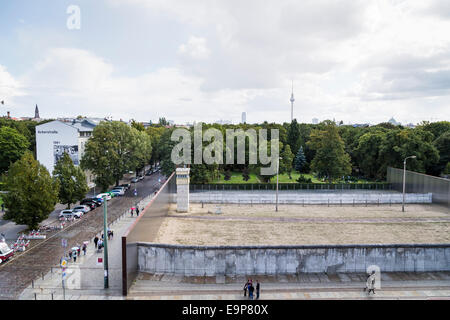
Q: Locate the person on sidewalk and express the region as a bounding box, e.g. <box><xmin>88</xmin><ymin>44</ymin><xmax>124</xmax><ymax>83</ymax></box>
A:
<box><xmin>93</xmin><ymin>236</ymin><xmax>99</xmax><ymax>249</ymax></box>
<box><xmin>130</xmin><ymin>207</ymin><xmax>134</xmax><ymax>217</ymax></box>
<box><xmin>243</xmin><ymin>279</ymin><xmax>250</xmax><ymax>297</ymax></box>
<box><xmin>248</xmin><ymin>282</ymin><xmax>254</xmax><ymax>300</ymax></box>
<box><xmin>136</xmin><ymin>207</ymin><xmax>140</xmax><ymax>216</ymax></box>
<box><xmin>73</xmin><ymin>249</ymin><xmax>77</xmax><ymax>263</ymax></box>
<box><xmin>256</xmin><ymin>280</ymin><xmax>260</xmax><ymax>300</ymax></box>
<box><xmin>82</xmin><ymin>243</ymin><xmax>87</xmax><ymax>255</ymax></box>
<box><xmin>364</xmin><ymin>271</ymin><xmax>376</xmax><ymax>295</ymax></box>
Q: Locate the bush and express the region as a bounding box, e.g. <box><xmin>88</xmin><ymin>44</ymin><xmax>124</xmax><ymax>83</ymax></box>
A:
<box><xmin>297</xmin><ymin>175</ymin><xmax>312</xmax><ymax>183</ymax></box>
<box><xmin>224</xmin><ymin>170</ymin><xmax>232</xmax><ymax>181</ymax></box>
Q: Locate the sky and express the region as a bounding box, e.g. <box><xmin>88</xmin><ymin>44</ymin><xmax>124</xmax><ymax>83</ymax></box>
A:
<box><xmin>0</xmin><ymin>0</ymin><xmax>449</xmax><ymax>125</ymax></box>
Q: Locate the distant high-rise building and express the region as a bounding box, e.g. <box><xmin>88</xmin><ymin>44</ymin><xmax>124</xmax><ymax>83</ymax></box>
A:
<box><xmin>290</xmin><ymin>81</ymin><xmax>295</xmax><ymax>122</ymax></box>
<box><xmin>312</xmin><ymin>118</ymin><xmax>319</xmax><ymax>124</ymax></box>
<box><xmin>241</xmin><ymin>112</ymin><xmax>246</xmax><ymax>124</ymax></box>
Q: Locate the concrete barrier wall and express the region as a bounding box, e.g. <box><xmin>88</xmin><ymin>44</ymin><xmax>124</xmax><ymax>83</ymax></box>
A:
<box><xmin>387</xmin><ymin>167</ymin><xmax>449</xmax><ymax>208</ymax></box>
<box><xmin>137</xmin><ymin>243</ymin><xmax>450</xmax><ymax>275</ymax></box>
<box><xmin>170</xmin><ymin>191</ymin><xmax>432</xmax><ymax>205</ymax></box>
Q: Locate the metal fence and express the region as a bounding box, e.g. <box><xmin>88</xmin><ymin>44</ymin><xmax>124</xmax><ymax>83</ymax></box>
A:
<box><xmin>190</xmin><ymin>182</ymin><xmax>392</xmax><ymax>192</ymax></box>
<box><xmin>387</xmin><ymin>167</ymin><xmax>449</xmax><ymax>208</ymax></box>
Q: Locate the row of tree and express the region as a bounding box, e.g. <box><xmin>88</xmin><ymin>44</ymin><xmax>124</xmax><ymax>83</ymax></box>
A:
<box><xmin>155</xmin><ymin>120</ymin><xmax>450</xmax><ymax>183</ymax></box>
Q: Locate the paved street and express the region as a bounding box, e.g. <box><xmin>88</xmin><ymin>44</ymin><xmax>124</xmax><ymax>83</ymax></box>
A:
<box><xmin>0</xmin><ymin>172</ymin><xmax>165</xmax><ymax>299</ymax></box>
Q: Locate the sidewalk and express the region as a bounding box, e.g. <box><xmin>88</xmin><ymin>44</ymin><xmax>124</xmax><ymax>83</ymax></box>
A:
<box><xmin>18</xmin><ymin>195</ymin><xmax>154</xmax><ymax>300</ymax></box>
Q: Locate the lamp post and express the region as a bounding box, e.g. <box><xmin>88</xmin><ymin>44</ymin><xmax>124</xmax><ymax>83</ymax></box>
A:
<box><xmin>402</xmin><ymin>155</ymin><xmax>416</xmax><ymax>212</ymax></box>
<box><xmin>276</xmin><ymin>157</ymin><xmax>282</xmax><ymax>212</ymax></box>
<box><xmin>102</xmin><ymin>195</ymin><xmax>109</xmax><ymax>289</ymax></box>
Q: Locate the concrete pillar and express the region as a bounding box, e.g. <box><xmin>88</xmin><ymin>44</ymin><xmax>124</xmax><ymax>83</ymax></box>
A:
<box><xmin>176</xmin><ymin>167</ymin><xmax>190</xmax><ymax>212</ymax></box>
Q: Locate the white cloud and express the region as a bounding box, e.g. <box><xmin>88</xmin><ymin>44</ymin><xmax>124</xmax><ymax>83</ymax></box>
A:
<box><xmin>5</xmin><ymin>1</ymin><xmax>450</xmax><ymax>124</ymax></box>
<box><xmin>178</xmin><ymin>36</ymin><xmax>210</xmax><ymax>60</ymax></box>
<box><xmin>0</xmin><ymin>65</ymin><xmax>25</xmax><ymax>106</ymax></box>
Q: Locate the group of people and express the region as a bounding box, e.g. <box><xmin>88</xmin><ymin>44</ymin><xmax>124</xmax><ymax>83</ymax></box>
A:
<box><xmin>130</xmin><ymin>207</ymin><xmax>140</xmax><ymax>217</ymax></box>
<box><xmin>67</xmin><ymin>243</ymin><xmax>87</xmax><ymax>263</ymax></box>
<box><xmin>243</xmin><ymin>279</ymin><xmax>260</xmax><ymax>300</ymax></box>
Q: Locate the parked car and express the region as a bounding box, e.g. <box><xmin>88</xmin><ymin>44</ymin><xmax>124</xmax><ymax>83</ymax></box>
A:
<box><xmin>79</xmin><ymin>200</ymin><xmax>96</xmax><ymax>210</ymax></box>
<box><xmin>110</xmin><ymin>189</ymin><xmax>124</xmax><ymax>196</ymax></box>
<box><xmin>131</xmin><ymin>177</ymin><xmax>139</xmax><ymax>183</ymax></box>
<box><xmin>138</xmin><ymin>175</ymin><xmax>144</xmax><ymax>181</ymax></box>
<box><xmin>106</xmin><ymin>191</ymin><xmax>116</xmax><ymax>198</ymax></box>
<box><xmin>112</xmin><ymin>186</ymin><xmax>125</xmax><ymax>193</ymax></box>
<box><xmin>82</xmin><ymin>197</ymin><xmax>103</xmax><ymax>206</ymax></box>
<box><xmin>0</xmin><ymin>242</ymin><xmax>14</xmax><ymax>263</ymax></box>
<box><xmin>119</xmin><ymin>183</ymin><xmax>130</xmax><ymax>190</ymax></box>
<box><xmin>72</xmin><ymin>205</ymin><xmax>90</xmax><ymax>214</ymax></box>
<box><xmin>145</xmin><ymin>170</ymin><xmax>152</xmax><ymax>176</ymax></box>
<box><xmin>59</xmin><ymin>209</ymin><xmax>82</xmax><ymax>219</ymax></box>
<box><xmin>96</xmin><ymin>193</ymin><xmax>111</xmax><ymax>201</ymax></box>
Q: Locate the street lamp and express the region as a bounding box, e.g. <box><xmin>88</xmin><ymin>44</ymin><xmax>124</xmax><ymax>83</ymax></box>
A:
<box><xmin>276</xmin><ymin>157</ymin><xmax>282</xmax><ymax>212</ymax></box>
<box><xmin>402</xmin><ymin>155</ymin><xmax>416</xmax><ymax>212</ymax></box>
<box><xmin>102</xmin><ymin>195</ymin><xmax>109</xmax><ymax>289</ymax></box>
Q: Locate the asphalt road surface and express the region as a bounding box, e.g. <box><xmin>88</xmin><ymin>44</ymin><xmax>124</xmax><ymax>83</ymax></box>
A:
<box><xmin>0</xmin><ymin>172</ymin><xmax>165</xmax><ymax>300</ymax></box>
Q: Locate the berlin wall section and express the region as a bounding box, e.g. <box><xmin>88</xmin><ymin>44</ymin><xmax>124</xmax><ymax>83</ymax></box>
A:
<box><xmin>137</xmin><ymin>243</ymin><xmax>450</xmax><ymax>276</ymax></box>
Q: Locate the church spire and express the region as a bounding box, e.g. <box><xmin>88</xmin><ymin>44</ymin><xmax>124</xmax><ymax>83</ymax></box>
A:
<box><xmin>34</xmin><ymin>104</ymin><xmax>40</xmax><ymax>119</ymax></box>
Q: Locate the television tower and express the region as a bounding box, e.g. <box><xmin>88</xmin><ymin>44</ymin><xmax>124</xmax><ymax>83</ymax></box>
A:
<box><xmin>290</xmin><ymin>81</ymin><xmax>295</xmax><ymax>122</ymax></box>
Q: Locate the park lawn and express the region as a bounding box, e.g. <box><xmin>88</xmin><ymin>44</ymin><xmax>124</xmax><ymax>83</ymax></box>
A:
<box><xmin>268</xmin><ymin>172</ymin><xmax>323</xmax><ymax>183</ymax></box>
<box><xmin>212</xmin><ymin>172</ymin><xmax>261</xmax><ymax>184</ymax></box>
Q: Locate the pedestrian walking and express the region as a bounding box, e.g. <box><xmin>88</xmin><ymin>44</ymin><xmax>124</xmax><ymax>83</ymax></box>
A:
<box><xmin>73</xmin><ymin>250</ymin><xmax>77</xmax><ymax>263</ymax></box>
<box><xmin>94</xmin><ymin>236</ymin><xmax>99</xmax><ymax>249</ymax></box>
<box><xmin>256</xmin><ymin>280</ymin><xmax>260</xmax><ymax>300</ymax></box>
<box><xmin>248</xmin><ymin>282</ymin><xmax>254</xmax><ymax>300</ymax></box>
<box><xmin>107</xmin><ymin>230</ymin><xmax>111</xmax><ymax>240</ymax></box>
<box><xmin>364</xmin><ymin>271</ymin><xmax>376</xmax><ymax>295</ymax></box>
<box><xmin>82</xmin><ymin>243</ymin><xmax>87</xmax><ymax>255</ymax></box>
<box><xmin>68</xmin><ymin>250</ymin><xmax>73</xmax><ymax>260</ymax></box>
<box><xmin>101</xmin><ymin>233</ymin><xmax>104</xmax><ymax>240</ymax></box>
<box><xmin>243</xmin><ymin>279</ymin><xmax>250</xmax><ymax>297</ymax></box>
<box><xmin>130</xmin><ymin>207</ymin><xmax>134</xmax><ymax>217</ymax></box>
<box><xmin>111</xmin><ymin>230</ymin><xmax>114</xmax><ymax>239</ymax></box>
<box><xmin>97</xmin><ymin>239</ymin><xmax>103</xmax><ymax>252</ymax></box>
<box><xmin>1</xmin><ymin>203</ymin><xmax>4</xmax><ymax>212</ymax></box>
<box><xmin>136</xmin><ymin>207</ymin><xmax>140</xmax><ymax>216</ymax></box>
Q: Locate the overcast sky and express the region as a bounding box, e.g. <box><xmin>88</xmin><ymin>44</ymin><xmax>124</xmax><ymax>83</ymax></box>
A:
<box><xmin>1</xmin><ymin>0</ymin><xmax>449</xmax><ymax>124</ymax></box>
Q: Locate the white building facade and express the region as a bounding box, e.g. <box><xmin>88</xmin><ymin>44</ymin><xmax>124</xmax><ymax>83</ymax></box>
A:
<box><xmin>36</xmin><ymin>119</ymin><xmax>98</xmax><ymax>187</ymax></box>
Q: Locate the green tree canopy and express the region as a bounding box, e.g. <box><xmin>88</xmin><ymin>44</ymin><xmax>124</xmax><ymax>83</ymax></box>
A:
<box><xmin>307</xmin><ymin>121</ymin><xmax>352</xmax><ymax>182</ymax></box>
<box><xmin>3</xmin><ymin>152</ymin><xmax>59</xmax><ymax>230</ymax></box>
<box><xmin>294</xmin><ymin>146</ymin><xmax>307</xmax><ymax>173</ymax></box>
<box><xmin>53</xmin><ymin>152</ymin><xmax>89</xmax><ymax>209</ymax></box>
<box><xmin>280</xmin><ymin>144</ymin><xmax>294</xmax><ymax>179</ymax></box>
<box><xmin>0</xmin><ymin>126</ymin><xmax>30</xmax><ymax>173</ymax></box>
<box><xmin>81</xmin><ymin>121</ymin><xmax>146</xmax><ymax>191</ymax></box>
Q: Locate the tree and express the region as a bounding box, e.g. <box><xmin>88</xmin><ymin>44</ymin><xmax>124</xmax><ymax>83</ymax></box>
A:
<box><xmin>280</xmin><ymin>144</ymin><xmax>294</xmax><ymax>179</ymax></box>
<box><xmin>354</xmin><ymin>131</ymin><xmax>386</xmax><ymax>179</ymax></box>
<box><xmin>53</xmin><ymin>152</ymin><xmax>89</xmax><ymax>209</ymax></box>
<box><xmin>129</xmin><ymin>129</ymin><xmax>152</xmax><ymax>176</ymax></box>
<box><xmin>81</xmin><ymin>121</ymin><xmax>137</xmax><ymax>191</ymax></box>
<box><xmin>294</xmin><ymin>146</ymin><xmax>307</xmax><ymax>173</ymax></box>
<box><xmin>287</xmin><ymin>119</ymin><xmax>300</xmax><ymax>155</ymax></box>
<box><xmin>307</xmin><ymin>121</ymin><xmax>352</xmax><ymax>182</ymax></box>
<box><xmin>378</xmin><ymin>129</ymin><xmax>439</xmax><ymax>177</ymax></box>
<box><xmin>0</xmin><ymin>126</ymin><xmax>30</xmax><ymax>173</ymax></box>
<box><xmin>3</xmin><ymin>152</ymin><xmax>59</xmax><ymax>230</ymax></box>
<box><xmin>434</xmin><ymin>131</ymin><xmax>450</xmax><ymax>175</ymax></box>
